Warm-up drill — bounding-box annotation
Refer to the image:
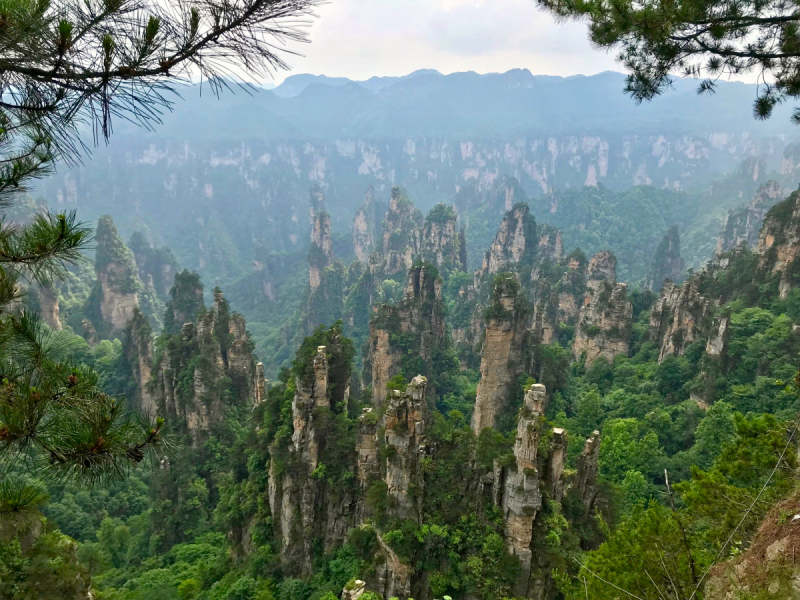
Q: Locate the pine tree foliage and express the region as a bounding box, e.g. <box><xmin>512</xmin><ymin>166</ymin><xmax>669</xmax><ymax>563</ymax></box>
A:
<box><xmin>536</xmin><ymin>0</ymin><xmax>800</xmax><ymax>122</ymax></box>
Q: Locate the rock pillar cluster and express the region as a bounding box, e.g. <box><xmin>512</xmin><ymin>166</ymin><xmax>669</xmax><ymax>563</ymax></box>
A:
<box><xmin>572</xmin><ymin>251</ymin><xmax>632</xmax><ymax>366</ymax></box>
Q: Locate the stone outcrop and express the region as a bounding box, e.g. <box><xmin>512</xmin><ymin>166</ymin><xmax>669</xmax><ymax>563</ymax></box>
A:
<box><xmin>499</xmin><ymin>384</ymin><xmax>546</xmax><ymax>595</ymax></box>
<box><xmin>572</xmin><ymin>252</ymin><xmax>632</xmax><ymax>366</ymax></box>
<box><xmin>422</xmin><ymin>203</ymin><xmax>461</xmax><ymax>270</ymax></box>
<box><xmin>378</xmin><ymin>186</ymin><xmax>424</xmax><ymax>274</ymax></box>
<box><xmin>151</xmin><ymin>286</ymin><xmax>257</xmax><ymax>445</ymax></box>
<box><xmin>368</xmin><ymin>264</ymin><xmax>446</xmax><ymax>404</ymax></box>
<box><xmin>472</xmin><ymin>274</ymin><xmax>529</xmax><ymax>433</ymax></box>
<box><xmin>717</xmin><ymin>180</ymin><xmax>783</xmax><ymax>255</ymax></box>
<box><xmin>309</xmin><ymin>206</ymin><xmax>334</xmax><ymax>291</ymax></box>
<box><xmin>353</xmin><ymin>187</ymin><xmax>376</xmax><ymax>263</ymax></box>
<box><xmin>128</xmin><ymin>231</ymin><xmax>180</xmax><ymax>301</ymax></box>
<box><xmin>37</xmin><ymin>286</ymin><xmax>61</xmax><ymax>330</ymax></box>
<box><xmin>645</xmin><ymin>225</ymin><xmax>685</xmax><ymax>291</ymax></box>
<box><xmin>756</xmin><ymin>188</ymin><xmax>800</xmax><ymax>298</ymax></box>
<box><xmin>355</xmin><ymin>408</ymin><xmax>380</xmax><ymax>520</ymax></box>
<box><xmin>164</xmin><ymin>270</ymin><xmax>205</xmax><ymax>333</ymax></box>
<box><xmin>268</xmin><ymin>336</ymin><xmax>358</xmax><ymax>576</ymax></box>
<box><xmin>124</xmin><ymin>308</ymin><xmax>157</xmax><ymax>414</ymax></box>
<box><xmin>537</xmin><ymin>224</ymin><xmax>563</xmax><ymax>264</ymax></box>
<box><xmin>94</xmin><ymin>215</ymin><xmax>141</xmax><ymax>335</ymax></box>
<box><xmin>574</xmin><ymin>431</ymin><xmax>601</xmax><ymax>519</ymax></box>
<box><xmin>481</xmin><ymin>203</ymin><xmax>537</xmax><ymax>278</ymax></box>
<box><xmin>383</xmin><ymin>375</ymin><xmax>429</xmax><ymax>524</ymax></box>
<box><xmin>649</xmin><ymin>278</ymin><xmax>712</xmax><ymax>362</ymax></box>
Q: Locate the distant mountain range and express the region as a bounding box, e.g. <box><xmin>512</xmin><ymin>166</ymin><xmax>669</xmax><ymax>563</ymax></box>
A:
<box><xmin>123</xmin><ymin>68</ymin><xmax>797</xmax><ymax>140</ymax></box>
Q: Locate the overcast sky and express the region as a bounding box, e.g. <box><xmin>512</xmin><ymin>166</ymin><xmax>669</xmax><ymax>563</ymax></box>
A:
<box><xmin>270</xmin><ymin>0</ymin><xmax>621</xmax><ymax>83</ymax></box>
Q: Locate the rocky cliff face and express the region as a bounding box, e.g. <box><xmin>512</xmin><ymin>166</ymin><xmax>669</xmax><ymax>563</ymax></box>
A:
<box><xmin>572</xmin><ymin>251</ymin><xmax>632</xmax><ymax>365</ymax></box>
<box><xmin>128</xmin><ymin>231</ymin><xmax>180</xmax><ymax>301</ymax></box>
<box><xmin>268</xmin><ymin>335</ymin><xmax>360</xmax><ymax>576</ymax></box>
<box><xmin>124</xmin><ymin>308</ymin><xmax>157</xmax><ymax>414</ymax></box>
<box><xmin>310</xmin><ymin>209</ymin><xmax>335</xmax><ymax>291</ymax></box>
<box><xmin>94</xmin><ymin>215</ymin><xmax>141</xmax><ymax>335</ymax></box>
<box><xmin>37</xmin><ymin>286</ymin><xmax>61</xmax><ymax>330</ymax></box>
<box><xmin>472</xmin><ymin>274</ymin><xmax>530</xmax><ymax>433</ymax></box>
<box><xmin>422</xmin><ymin>203</ymin><xmax>461</xmax><ymax>271</ymax></box>
<box><xmin>537</xmin><ymin>224</ymin><xmax>564</xmax><ymax>264</ymax></box>
<box><xmin>482</xmin><ymin>203</ymin><xmax>537</xmax><ymax>278</ymax></box>
<box><xmin>149</xmin><ymin>286</ymin><xmax>257</xmax><ymax>445</ymax></box>
<box><xmin>353</xmin><ymin>186</ymin><xmax>376</xmax><ymax>263</ymax></box>
<box><xmin>649</xmin><ymin>278</ymin><xmax>712</xmax><ymax>362</ymax></box>
<box><xmin>368</xmin><ymin>264</ymin><xmax>446</xmax><ymax>404</ymax></box>
<box><xmin>645</xmin><ymin>225</ymin><xmax>685</xmax><ymax>291</ymax></box>
<box><xmin>574</xmin><ymin>431</ymin><xmax>602</xmax><ymax>520</ymax></box>
<box><xmin>499</xmin><ymin>384</ymin><xmax>546</xmax><ymax>595</ymax></box>
<box><xmin>378</xmin><ymin>187</ymin><xmax>424</xmax><ymax>274</ymax></box>
<box><xmin>756</xmin><ymin>188</ymin><xmax>800</xmax><ymax>298</ymax></box>
<box><xmin>717</xmin><ymin>180</ymin><xmax>784</xmax><ymax>255</ymax></box>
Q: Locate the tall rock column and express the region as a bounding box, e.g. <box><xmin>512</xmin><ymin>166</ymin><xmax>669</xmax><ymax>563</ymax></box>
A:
<box><xmin>123</xmin><ymin>308</ymin><xmax>156</xmax><ymax>414</ymax></box>
<box><xmin>383</xmin><ymin>375</ymin><xmax>429</xmax><ymax>523</ymax></box>
<box><xmin>94</xmin><ymin>215</ymin><xmax>141</xmax><ymax>335</ymax></box>
<box><xmin>472</xmin><ymin>274</ymin><xmax>529</xmax><ymax>433</ymax></box>
<box><xmin>379</xmin><ymin>186</ymin><xmax>424</xmax><ymax>274</ymax></box>
<box><xmin>353</xmin><ymin>187</ymin><xmax>376</xmax><ymax>263</ymax></box>
<box><xmin>575</xmin><ymin>431</ymin><xmax>602</xmax><ymax>520</ymax></box>
<box><xmin>309</xmin><ymin>210</ymin><xmax>334</xmax><ymax>291</ymax></box>
<box><xmin>572</xmin><ymin>251</ymin><xmax>632</xmax><ymax>366</ymax></box>
<box><xmin>481</xmin><ymin>203</ymin><xmax>538</xmax><ymax>278</ymax></box>
<box><xmin>37</xmin><ymin>286</ymin><xmax>61</xmax><ymax>330</ymax></box>
<box><xmin>374</xmin><ymin>375</ymin><xmax>429</xmax><ymax>600</ymax></box>
<box><xmin>368</xmin><ymin>264</ymin><xmax>446</xmax><ymax>405</ymax></box>
<box><xmin>645</xmin><ymin>225</ymin><xmax>685</xmax><ymax>291</ymax></box>
<box><xmin>422</xmin><ymin>203</ymin><xmax>461</xmax><ymax>270</ymax></box>
<box><xmin>649</xmin><ymin>278</ymin><xmax>712</xmax><ymax>362</ymax></box>
<box><xmin>500</xmin><ymin>384</ymin><xmax>546</xmax><ymax>596</ymax></box>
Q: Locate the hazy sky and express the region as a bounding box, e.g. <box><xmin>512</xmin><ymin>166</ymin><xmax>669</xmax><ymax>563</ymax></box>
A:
<box><xmin>270</xmin><ymin>0</ymin><xmax>621</xmax><ymax>82</ymax></box>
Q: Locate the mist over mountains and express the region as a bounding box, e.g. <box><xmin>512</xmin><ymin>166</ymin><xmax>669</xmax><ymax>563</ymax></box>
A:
<box><xmin>111</xmin><ymin>68</ymin><xmax>795</xmax><ymax>140</ymax></box>
<box><xmin>35</xmin><ymin>68</ymin><xmax>800</xmax><ymax>305</ymax></box>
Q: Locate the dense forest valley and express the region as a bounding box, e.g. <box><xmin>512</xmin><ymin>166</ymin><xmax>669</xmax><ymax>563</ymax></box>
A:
<box><xmin>6</xmin><ymin>141</ymin><xmax>800</xmax><ymax>600</ymax></box>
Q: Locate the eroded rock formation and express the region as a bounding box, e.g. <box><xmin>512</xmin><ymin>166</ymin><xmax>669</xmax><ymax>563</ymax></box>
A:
<box><xmin>572</xmin><ymin>251</ymin><xmax>632</xmax><ymax>366</ymax></box>
<box><xmin>37</xmin><ymin>286</ymin><xmax>61</xmax><ymax>330</ymax></box>
<box><xmin>756</xmin><ymin>188</ymin><xmax>800</xmax><ymax>298</ymax></box>
<box><xmin>94</xmin><ymin>215</ymin><xmax>141</xmax><ymax>335</ymax></box>
<box><xmin>368</xmin><ymin>264</ymin><xmax>445</xmax><ymax>404</ymax></box>
<box><xmin>645</xmin><ymin>225</ymin><xmax>685</xmax><ymax>291</ymax></box>
<box><xmin>124</xmin><ymin>308</ymin><xmax>156</xmax><ymax>414</ymax></box>
<box><xmin>422</xmin><ymin>203</ymin><xmax>461</xmax><ymax>270</ymax></box>
<box><xmin>649</xmin><ymin>278</ymin><xmax>712</xmax><ymax>362</ymax></box>
<box><xmin>472</xmin><ymin>274</ymin><xmax>529</xmax><ymax>433</ymax></box>
<box><xmin>150</xmin><ymin>286</ymin><xmax>257</xmax><ymax>445</ymax></box>
<box><xmin>353</xmin><ymin>187</ymin><xmax>376</xmax><ymax>263</ymax></box>
<box><xmin>310</xmin><ymin>207</ymin><xmax>334</xmax><ymax>291</ymax></box>
<box><xmin>482</xmin><ymin>203</ymin><xmax>537</xmax><ymax>278</ymax></box>
<box><xmin>378</xmin><ymin>187</ymin><xmax>424</xmax><ymax>274</ymax></box>
<box><xmin>499</xmin><ymin>384</ymin><xmax>546</xmax><ymax>595</ymax></box>
<box><xmin>717</xmin><ymin>180</ymin><xmax>783</xmax><ymax>255</ymax></box>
